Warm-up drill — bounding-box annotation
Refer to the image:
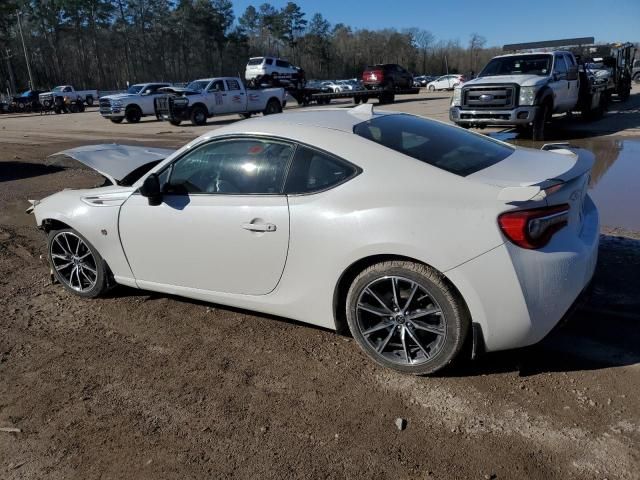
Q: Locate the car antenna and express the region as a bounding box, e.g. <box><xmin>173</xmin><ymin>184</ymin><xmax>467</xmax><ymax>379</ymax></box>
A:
<box><xmin>350</xmin><ymin>103</ymin><xmax>374</xmax><ymax>117</ymax></box>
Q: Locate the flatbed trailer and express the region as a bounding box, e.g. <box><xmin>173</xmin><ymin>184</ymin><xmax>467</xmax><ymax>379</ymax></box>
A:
<box><xmin>288</xmin><ymin>87</ymin><xmax>420</xmax><ymax>106</ymax></box>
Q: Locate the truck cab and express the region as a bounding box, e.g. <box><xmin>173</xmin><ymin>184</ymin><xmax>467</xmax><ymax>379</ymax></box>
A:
<box><xmin>450</xmin><ymin>51</ymin><xmax>580</xmax><ymax>140</ymax></box>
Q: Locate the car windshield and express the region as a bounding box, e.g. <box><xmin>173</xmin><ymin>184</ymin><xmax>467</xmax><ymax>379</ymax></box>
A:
<box><xmin>186</xmin><ymin>80</ymin><xmax>210</xmax><ymax>92</ymax></box>
<box><xmin>126</xmin><ymin>84</ymin><xmax>145</xmax><ymax>94</ymax></box>
<box><xmin>247</xmin><ymin>58</ymin><xmax>264</xmax><ymax>66</ymax></box>
<box><xmin>479</xmin><ymin>55</ymin><xmax>552</xmax><ymax>77</ymax></box>
<box><xmin>353</xmin><ymin>114</ymin><xmax>513</xmax><ymax>176</ymax></box>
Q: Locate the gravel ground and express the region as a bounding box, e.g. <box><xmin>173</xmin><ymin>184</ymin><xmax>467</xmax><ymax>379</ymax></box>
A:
<box><xmin>1</xmin><ymin>90</ymin><xmax>639</xmax><ymax>479</ymax></box>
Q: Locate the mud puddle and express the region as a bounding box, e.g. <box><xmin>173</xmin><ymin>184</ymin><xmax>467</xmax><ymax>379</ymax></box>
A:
<box><xmin>492</xmin><ymin>133</ymin><xmax>640</xmax><ymax>231</ymax></box>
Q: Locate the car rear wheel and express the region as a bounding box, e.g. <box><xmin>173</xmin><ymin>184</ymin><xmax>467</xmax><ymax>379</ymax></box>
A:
<box><xmin>263</xmin><ymin>98</ymin><xmax>282</xmax><ymax>115</ymax></box>
<box><xmin>428</xmin><ymin>85</ymin><xmax>435</xmax><ymax>92</ymax></box>
<box><xmin>346</xmin><ymin>261</ymin><xmax>469</xmax><ymax>375</ymax></box>
<box><xmin>85</xmin><ymin>96</ymin><xmax>94</xmax><ymax>106</ymax></box>
<box><xmin>48</xmin><ymin>228</ymin><xmax>109</xmax><ymax>298</ymax></box>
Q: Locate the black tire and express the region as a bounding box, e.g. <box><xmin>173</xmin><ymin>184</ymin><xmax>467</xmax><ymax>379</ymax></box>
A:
<box><xmin>263</xmin><ymin>98</ymin><xmax>282</xmax><ymax>115</ymax></box>
<box><xmin>169</xmin><ymin>119</ymin><xmax>182</xmax><ymax>126</ymax></box>
<box><xmin>85</xmin><ymin>96</ymin><xmax>94</xmax><ymax>106</ymax></box>
<box><xmin>361</xmin><ymin>97</ymin><xmax>369</xmax><ymax>104</ymax></box>
<box><xmin>69</xmin><ymin>102</ymin><xmax>80</xmax><ymax>113</ymax></box>
<box><xmin>125</xmin><ymin>106</ymin><xmax>142</xmax><ymax>123</ymax></box>
<box><xmin>110</xmin><ymin>117</ymin><xmax>124</xmax><ymax>124</ymax></box>
<box><xmin>47</xmin><ymin>228</ymin><xmax>109</xmax><ymax>298</ymax></box>
<box><xmin>428</xmin><ymin>85</ymin><xmax>435</xmax><ymax>92</ymax></box>
<box><xmin>240</xmin><ymin>112</ymin><xmax>252</xmax><ymax>119</ymax></box>
<box><xmin>346</xmin><ymin>260</ymin><xmax>469</xmax><ymax>375</ymax></box>
<box><xmin>532</xmin><ymin>102</ymin><xmax>550</xmax><ymax>141</ymax></box>
<box><xmin>190</xmin><ymin>105</ymin><xmax>208</xmax><ymax>125</ymax></box>
<box><xmin>354</xmin><ymin>97</ymin><xmax>361</xmax><ymax>104</ymax></box>
<box><xmin>633</xmin><ymin>73</ymin><xmax>640</xmax><ymax>84</ymax></box>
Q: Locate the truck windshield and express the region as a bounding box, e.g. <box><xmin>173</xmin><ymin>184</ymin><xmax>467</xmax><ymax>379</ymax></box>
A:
<box><xmin>479</xmin><ymin>55</ymin><xmax>552</xmax><ymax>77</ymax></box>
<box><xmin>52</xmin><ymin>86</ymin><xmax>65</xmax><ymax>92</ymax></box>
<box><xmin>353</xmin><ymin>113</ymin><xmax>513</xmax><ymax>177</ymax></box>
<box><xmin>126</xmin><ymin>84</ymin><xmax>145</xmax><ymax>94</ymax></box>
<box><xmin>186</xmin><ymin>80</ymin><xmax>210</xmax><ymax>92</ymax></box>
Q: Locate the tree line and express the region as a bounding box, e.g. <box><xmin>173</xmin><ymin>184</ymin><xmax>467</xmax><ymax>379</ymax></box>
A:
<box><xmin>0</xmin><ymin>1</ymin><xmax>502</xmax><ymax>93</ymax></box>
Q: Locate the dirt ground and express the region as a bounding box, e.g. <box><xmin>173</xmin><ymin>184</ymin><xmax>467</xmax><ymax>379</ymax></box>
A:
<box><xmin>1</xmin><ymin>89</ymin><xmax>639</xmax><ymax>480</ymax></box>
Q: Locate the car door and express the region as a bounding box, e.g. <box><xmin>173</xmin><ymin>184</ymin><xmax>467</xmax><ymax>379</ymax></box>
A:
<box><xmin>205</xmin><ymin>79</ymin><xmax>234</xmax><ymax>115</ymax></box>
<box><xmin>140</xmin><ymin>84</ymin><xmax>167</xmax><ymax>114</ymax></box>
<box><xmin>224</xmin><ymin>79</ymin><xmax>246</xmax><ymax>112</ymax></box>
<box><xmin>119</xmin><ymin>137</ymin><xmax>293</xmax><ymax>295</ymax></box>
<box><xmin>436</xmin><ymin>76</ymin><xmax>447</xmax><ymax>89</ymax></box>
<box><xmin>564</xmin><ymin>54</ymin><xmax>580</xmax><ymax>108</ymax></box>
<box><xmin>550</xmin><ymin>54</ymin><xmax>568</xmax><ymax>111</ymax></box>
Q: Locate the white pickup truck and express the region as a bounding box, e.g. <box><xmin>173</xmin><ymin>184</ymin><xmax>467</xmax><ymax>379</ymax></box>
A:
<box><xmin>450</xmin><ymin>50</ymin><xmax>607</xmax><ymax>140</ymax></box>
<box><xmin>39</xmin><ymin>85</ymin><xmax>99</xmax><ymax>111</ymax></box>
<box><xmin>154</xmin><ymin>77</ymin><xmax>287</xmax><ymax>126</ymax></box>
<box><xmin>99</xmin><ymin>83</ymin><xmax>170</xmax><ymax>123</ymax></box>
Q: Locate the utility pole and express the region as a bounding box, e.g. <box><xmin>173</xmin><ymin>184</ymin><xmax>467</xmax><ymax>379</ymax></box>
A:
<box><xmin>2</xmin><ymin>48</ymin><xmax>17</xmax><ymax>95</ymax></box>
<box><xmin>16</xmin><ymin>10</ymin><xmax>35</xmax><ymax>90</ymax></box>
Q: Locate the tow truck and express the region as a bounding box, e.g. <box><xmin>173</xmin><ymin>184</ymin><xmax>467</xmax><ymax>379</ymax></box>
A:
<box><xmin>450</xmin><ymin>37</ymin><xmax>635</xmax><ymax>140</ymax></box>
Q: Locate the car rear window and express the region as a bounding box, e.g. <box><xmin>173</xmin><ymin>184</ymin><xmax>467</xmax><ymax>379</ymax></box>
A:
<box><xmin>247</xmin><ymin>58</ymin><xmax>263</xmax><ymax>66</ymax></box>
<box><xmin>353</xmin><ymin>114</ymin><xmax>513</xmax><ymax>176</ymax></box>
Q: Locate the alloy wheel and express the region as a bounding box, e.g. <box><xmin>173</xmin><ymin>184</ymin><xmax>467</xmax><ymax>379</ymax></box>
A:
<box><xmin>50</xmin><ymin>231</ymin><xmax>98</xmax><ymax>292</ymax></box>
<box><xmin>355</xmin><ymin>276</ymin><xmax>446</xmax><ymax>366</ymax></box>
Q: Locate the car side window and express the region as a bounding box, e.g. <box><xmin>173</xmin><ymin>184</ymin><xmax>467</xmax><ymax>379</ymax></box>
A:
<box><xmin>276</xmin><ymin>59</ymin><xmax>290</xmax><ymax>68</ymax></box>
<box><xmin>554</xmin><ymin>56</ymin><xmax>567</xmax><ymax>76</ymax></box>
<box><xmin>284</xmin><ymin>146</ymin><xmax>357</xmax><ymax>194</ymax></box>
<box><xmin>265</xmin><ymin>58</ymin><xmax>273</xmax><ymax>65</ymax></box>
<box><xmin>208</xmin><ymin>80</ymin><xmax>225</xmax><ymax>92</ymax></box>
<box><xmin>165</xmin><ymin>139</ymin><xmax>294</xmax><ymax>195</ymax></box>
<box><xmin>63</xmin><ymin>87</ymin><xmax>72</xmax><ymax>92</ymax></box>
<box><xmin>226</xmin><ymin>79</ymin><xmax>241</xmax><ymax>91</ymax></box>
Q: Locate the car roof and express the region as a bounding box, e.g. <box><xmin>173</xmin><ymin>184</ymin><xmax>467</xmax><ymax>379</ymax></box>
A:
<box><xmin>211</xmin><ymin>105</ymin><xmax>393</xmax><ymax>135</ymax></box>
<box><xmin>493</xmin><ymin>51</ymin><xmax>566</xmax><ymax>59</ymax></box>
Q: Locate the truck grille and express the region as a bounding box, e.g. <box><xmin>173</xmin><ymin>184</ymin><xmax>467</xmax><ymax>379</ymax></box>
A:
<box><xmin>462</xmin><ymin>85</ymin><xmax>516</xmax><ymax>109</ymax></box>
<box><xmin>99</xmin><ymin>98</ymin><xmax>112</xmax><ymax>113</ymax></box>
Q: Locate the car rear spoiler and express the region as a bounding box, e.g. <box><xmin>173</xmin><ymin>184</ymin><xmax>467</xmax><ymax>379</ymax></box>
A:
<box><xmin>497</xmin><ymin>144</ymin><xmax>594</xmax><ymax>202</ymax></box>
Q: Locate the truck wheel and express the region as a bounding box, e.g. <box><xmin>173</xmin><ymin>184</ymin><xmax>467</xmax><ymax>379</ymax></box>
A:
<box><xmin>190</xmin><ymin>105</ymin><xmax>208</xmax><ymax>125</ymax></box>
<box><xmin>85</xmin><ymin>96</ymin><xmax>94</xmax><ymax>106</ymax></box>
<box><xmin>532</xmin><ymin>103</ymin><xmax>550</xmax><ymax>141</ymax></box>
<box><xmin>263</xmin><ymin>98</ymin><xmax>281</xmax><ymax>115</ymax></box>
<box><xmin>361</xmin><ymin>97</ymin><xmax>369</xmax><ymax>104</ymax></box>
<box><xmin>110</xmin><ymin>117</ymin><xmax>124</xmax><ymax>124</ymax></box>
<box><xmin>125</xmin><ymin>106</ymin><xmax>142</xmax><ymax>123</ymax></box>
<box><xmin>169</xmin><ymin>119</ymin><xmax>182</xmax><ymax>126</ymax></box>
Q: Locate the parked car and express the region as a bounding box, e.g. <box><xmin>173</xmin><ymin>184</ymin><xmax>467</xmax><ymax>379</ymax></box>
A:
<box><xmin>245</xmin><ymin>56</ymin><xmax>305</xmax><ymax>88</ymax></box>
<box><xmin>426</xmin><ymin>75</ymin><xmax>464</xmax><ymax>91</ymax></box>
<box><xmin>154</xmin><ymin>76</ymin><xmax>286</xmax><ymax>126</ymax></box>
<box><xmin>12</xmin><ymin>90</ymin><xmax>44</xmax><ymax>112</ymax></box>
<box><xmin>362</xmin><ymin>64</ymin><xmax>413</xmax><ymax>91</ymax></box>
<box><xmin>321</xmin><ymin>81</ymin><xmax>345</xmax><ymax>93</ymax></box>
<box><xmin>30</xmin><ymin>105</ymin><xmax>598</xmax><ymax>375</ymax></box>
<box><xmin>413</xmin><ymin>76</ymin><xmax>428</xmax><ymax>87</ymax></box>
<box><xmin>39</xmin><ymin>85</ymin><xmax>98</xmax><ymax>110</ymax></box>
<box><xmin>99</xmin><ymin>83</ymin><xmax>170</xmax><ymax>124</ymax></box>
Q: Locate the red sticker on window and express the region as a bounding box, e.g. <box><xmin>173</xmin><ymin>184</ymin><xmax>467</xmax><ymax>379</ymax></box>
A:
<box><xmin>248</xmin><ymin>145</ymin><xmax>264</xmax><ymax>154</ymax></box>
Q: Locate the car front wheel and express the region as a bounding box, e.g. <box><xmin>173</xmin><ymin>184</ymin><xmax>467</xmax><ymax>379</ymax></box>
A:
<box><xmin>346</xmin><ymin>260</ymin><xmax>469</xmax><ymax>375</ymax></box>
<box><xmin>48</xmin><ymin>228</ymin><xmax>109</xmax><ymax>298</ymax></box>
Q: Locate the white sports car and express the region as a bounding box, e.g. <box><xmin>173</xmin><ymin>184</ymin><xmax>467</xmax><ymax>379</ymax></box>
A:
<box><xmin>29</xmin><ymin>105</ymin><xmax>599</xmax><ymax>375</ymax></box>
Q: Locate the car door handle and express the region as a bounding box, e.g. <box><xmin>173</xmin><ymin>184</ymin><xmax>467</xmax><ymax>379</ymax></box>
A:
<box><xmin>242</xmin><ymin>223</ymin><xmax>277</xmax><ymax>232</ymax></box>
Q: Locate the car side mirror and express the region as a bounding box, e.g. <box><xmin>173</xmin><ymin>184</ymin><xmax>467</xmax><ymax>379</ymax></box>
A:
<box><xmin>139</xmin><ymin>173</ymin><xmax>162</xmax><ymax>206</ymax></box>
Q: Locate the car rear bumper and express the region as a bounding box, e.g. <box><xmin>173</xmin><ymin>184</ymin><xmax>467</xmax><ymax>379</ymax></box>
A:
<box><xmin>450</xmin><ymin>106</ymin><xmax>539</xmax><ymax>126</ymax></box>
<box><xmin>446</xmin><ymin>195</ymin><xmax>599</xmax><ymax>352</ymax></box>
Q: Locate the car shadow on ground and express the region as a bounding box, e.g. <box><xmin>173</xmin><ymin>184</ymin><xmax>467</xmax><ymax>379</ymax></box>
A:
<box><xmin>0</xmin><ymin>162</ymin><xmax>65</xmax><ymax>182</ymax></box>
<box><xmin>101</xmin><ymin>235</ymin><xmax>640</xmax><ymax>378</ymax></box>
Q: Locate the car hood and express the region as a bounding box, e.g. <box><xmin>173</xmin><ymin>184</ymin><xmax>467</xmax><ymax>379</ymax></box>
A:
<box><xmin>465</xmin><ymin>75</ymin><xmax>548</xmax><ymax>88</ymax></box>
<box><xmin>101</xmin><ymin>93</ymin><xmax>139</xmax><ymax>101</ymax></box>
<box><xmin>48</xmin><ymin>144</ymin><xmax>175</xmax><ymax>186</ymax></box>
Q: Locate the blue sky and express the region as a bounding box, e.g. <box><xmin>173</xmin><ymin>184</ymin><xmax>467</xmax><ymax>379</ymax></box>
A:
<box><xmin>230</xmin><ymin>0</ymin><xmax>639</xmax><ymax>47</ymax></box>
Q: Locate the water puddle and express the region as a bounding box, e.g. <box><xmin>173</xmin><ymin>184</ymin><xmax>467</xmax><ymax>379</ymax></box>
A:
<box><xmin>493</xmin><ymin>134</ymin><xmax>640</xmax><ymax>231</ymax></box>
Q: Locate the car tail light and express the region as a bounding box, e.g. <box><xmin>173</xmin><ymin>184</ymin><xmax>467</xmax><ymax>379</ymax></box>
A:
<box><xmin>498</xmin><ymin>204</ymin><xmax>570</xmax><ymax>249</ymax></box>
<box><xmin>363</xmin><ymin>69</ymin><xmax>384</xmax><ymax>82</ymax></box>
